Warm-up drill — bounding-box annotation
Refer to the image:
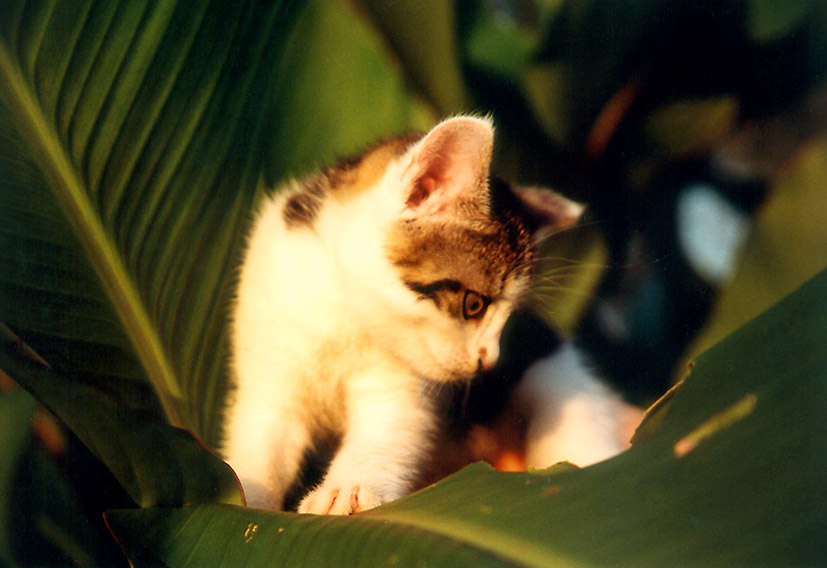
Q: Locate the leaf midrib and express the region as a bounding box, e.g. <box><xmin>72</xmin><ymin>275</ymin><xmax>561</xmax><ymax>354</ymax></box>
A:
<box><xmin>0</xmin><ymin>41</ymin><xmax>185</xmax><ymax>427</ymax></box>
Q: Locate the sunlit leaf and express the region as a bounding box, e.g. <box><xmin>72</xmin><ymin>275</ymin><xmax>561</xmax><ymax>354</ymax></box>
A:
<box><xmin>106</xmin><ymin>500</ymin><xmax>532</xmax><ymax>568</ymax></box>
<box><xmin>0</xmin><ymin>0</ymin><xmax>303</xmax><ymax>442</ymax></box>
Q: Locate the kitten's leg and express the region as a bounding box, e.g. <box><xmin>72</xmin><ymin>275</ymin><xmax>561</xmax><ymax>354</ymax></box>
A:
<box><xmin>298</xmin><ymin>374</ymin><xmax>434</xmax><ymax>515</ymax></box>
<box><xmin>223</xmin><ymin>395</ymin><xmax>311</xmax><ymax>510</ymax></box>
<box><xmin>516</xmin><ymin>342</ymin><xmax>643</xmax><ymax>468</ymax></box>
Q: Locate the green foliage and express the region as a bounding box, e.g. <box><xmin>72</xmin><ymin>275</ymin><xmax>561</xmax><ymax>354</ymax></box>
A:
<box><xmin>0</xmin><ymin>388</ymin><xmax>36</xmax><ymax>567</ymax></box>
<box><xmin>0</xmin><ymin>0</ymin><xmax>302</xmax><ymax>441</ymax></box>
<box><xmin>689</xmin><ymin>136</ymin><xmax>827</xmax><ymax>358</ymax></box>
<box><xmin>1</xmin><ymin>324</ymin><xmax>242</xmax><ymax>510</ymax></box>
<box><xmin>263</xmin><ymin>0</ymin><xmax>433</xmax><ymax>185</ymax></box>
<box><xmin>1</xmin><ymin>0</ymin><xmax>825</xmax><ymax>566</ymax></box>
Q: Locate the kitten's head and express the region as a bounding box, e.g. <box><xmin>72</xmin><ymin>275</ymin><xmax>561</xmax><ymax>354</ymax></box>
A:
<box><xmin>375</xmin><ymin>116</ymin><xmax>582</xmax><ymax>381</ymax></box>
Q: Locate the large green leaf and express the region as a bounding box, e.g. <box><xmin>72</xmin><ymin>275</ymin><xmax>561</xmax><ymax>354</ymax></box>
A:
<box><xmin>105</xmin><ymin>501</ymin><xmax>530</xmax><ymax>568</ymax></box>
<box><xmin>0</xmin><ymin>0</ymin><xmax>302</xmax><ymax>441</ymax></box>
<box><xmin>0</xmin><ymin>324</ymin><xmax>243</xmax><ymax>509</ymax></box>
<box><xmin>106</xmin><ymin>268</ymin><xmax>827</xmax><ymax>566</ymax></box>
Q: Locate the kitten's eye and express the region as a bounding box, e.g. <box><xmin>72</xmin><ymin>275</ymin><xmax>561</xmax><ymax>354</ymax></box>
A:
<box><xmin>462</xmin><ymin>290</ymin><xmax>489</xmax><ymax>320</ymax></box>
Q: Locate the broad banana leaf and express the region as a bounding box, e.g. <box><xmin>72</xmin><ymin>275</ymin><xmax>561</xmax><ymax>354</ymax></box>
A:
<box><xmin>0</xmin><ymin>0</ymin><xmax>304</xmax><ymax>442</ymax></box>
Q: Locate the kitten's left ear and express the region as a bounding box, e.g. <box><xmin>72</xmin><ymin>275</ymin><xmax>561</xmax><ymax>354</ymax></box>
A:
<box><xmin>511</xmin><ymin>185</ymin><xmax>585</xmax><ymax>242</ymax></box>
<box><xmin>402</xmin><ymin>116</ymin><xmax>494</xmax><ymax>217</ymax></box>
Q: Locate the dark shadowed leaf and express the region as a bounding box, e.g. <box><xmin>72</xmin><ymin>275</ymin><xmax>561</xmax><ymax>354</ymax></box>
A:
<box><xmin>747</xmin><ymin>0</ymin><xmax>815</xmax><ymax>41</ymax></box>
<box><xmin>530</xmin><ymin>223</ymin><xmax>608</xmax><ymax>336</ymax></box>
<box><xmin>0</xmin><ymin>388</ymin><xmax>36</xmax><ymax>567</ymax></box>
<box><xmin>0</xmin><ymin>325</ymin><xmax>243</xmax><ymax>509</ymax></box>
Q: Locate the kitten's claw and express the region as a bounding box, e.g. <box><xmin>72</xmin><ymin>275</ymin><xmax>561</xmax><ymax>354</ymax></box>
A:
<box><xmin>298</xmin><ymin>483</ymin><xmax>382</xmax><ymax>515</ymax></box>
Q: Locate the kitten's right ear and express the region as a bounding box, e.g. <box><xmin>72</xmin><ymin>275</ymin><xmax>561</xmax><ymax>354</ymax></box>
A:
<box><xmin>402</xmin><ymin>116</ymin><xmax>494</xmax><ymax>218</ymax></box>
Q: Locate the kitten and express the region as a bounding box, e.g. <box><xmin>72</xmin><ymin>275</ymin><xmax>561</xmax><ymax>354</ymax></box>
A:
<box><xmin>221</xmin><ymin>116</ymin><xmax>585</xmax><ymax>514</ymax></box>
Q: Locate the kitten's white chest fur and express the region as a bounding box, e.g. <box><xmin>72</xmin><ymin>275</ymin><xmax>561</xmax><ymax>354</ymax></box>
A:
<box><xmin>226</xmin><ymin>181</ymin><xmax>438</xmax><ymax>513</ymax></box>
<box><xmin>221</xmin><ymin>116</ymin><xmax>630</xmax><ymax>515</ymax></box>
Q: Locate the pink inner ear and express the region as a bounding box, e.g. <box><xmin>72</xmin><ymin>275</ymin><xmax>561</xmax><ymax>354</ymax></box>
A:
<box><xmin>404</xmin><ymin>117</ymin><xmax>494</xmax><ymax>216</ymax></box>
<box><xmin>407</xmin><ymin>176</ymin><xmax>437</xmax><ymax>208</ymax></box>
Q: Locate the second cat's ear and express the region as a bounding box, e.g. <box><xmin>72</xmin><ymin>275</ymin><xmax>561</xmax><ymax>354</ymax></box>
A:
<box><xmin>402</xmin><ymin>116</ymin><xmax>494</xmax><ymax>217</ymax></box>
<box><xmin>511</xmin><ymin>185</ymin><xmax>586</xmax><ymax>242</ymax></box>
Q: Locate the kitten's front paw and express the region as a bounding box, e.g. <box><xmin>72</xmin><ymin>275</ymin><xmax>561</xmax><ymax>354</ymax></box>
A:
<box><xmin>298</xmin><ymin>483</ymin><xmax>381</xmax><ymax>515</ymax></box>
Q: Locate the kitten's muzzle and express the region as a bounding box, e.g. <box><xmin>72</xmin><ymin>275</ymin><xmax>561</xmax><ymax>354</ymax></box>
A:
<box><xmin>477</xmin><ymin>345</ymin><xmax>498</xmax><ymax>372</ymax></box>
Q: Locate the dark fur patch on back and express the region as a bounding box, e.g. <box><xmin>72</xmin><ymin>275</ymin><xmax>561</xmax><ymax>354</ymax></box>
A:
<box><xmin>327</xmin><ymin>133</ymin><xmax>423</xmax><ymax>197</ymax></box>
<box><xmin>283</xmin><ymin>132</ymin><xmax>424</xmax><ymax>230</ymax></box>
<box><xmin>283</xmin><ymin>177</ymin><xmax>327</xmax><ymax>228</ymax></box>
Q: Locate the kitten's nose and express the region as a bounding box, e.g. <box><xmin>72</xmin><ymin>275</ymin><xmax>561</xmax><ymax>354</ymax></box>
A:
<box><xmin>477</xmin><ymin>345</ymin><xmax>499</xmax><ymax>372</ymax></box>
